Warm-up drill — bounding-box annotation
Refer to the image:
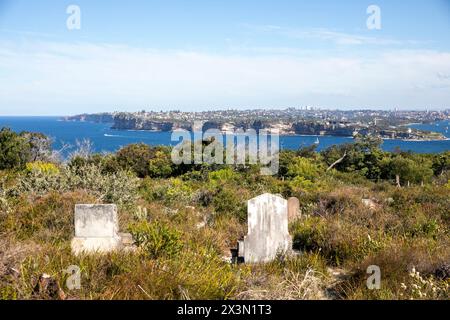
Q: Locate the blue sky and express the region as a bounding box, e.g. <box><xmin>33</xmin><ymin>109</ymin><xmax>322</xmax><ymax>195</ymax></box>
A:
<box><xmin>0</xmin><ymin>0</ymin><xmax>449</xmax><ymax>115</ymax></box>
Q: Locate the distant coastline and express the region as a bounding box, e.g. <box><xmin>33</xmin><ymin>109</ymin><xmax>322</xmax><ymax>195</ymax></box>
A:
<box><xmin>63</xmin><ymin>109</ymin><xmax>449</xmax><ymax>142</ymax></box>
<box><xmin>2</xmin><ymin>116</ymin><xmax>449</xmax><ymax>154</ymax></box>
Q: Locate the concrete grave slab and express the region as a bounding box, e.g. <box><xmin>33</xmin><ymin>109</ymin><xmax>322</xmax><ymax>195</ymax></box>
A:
<box><xmin>71</xmin><ymin>204</ymin><xmax>134</xmax><ymax>255</ymax></box>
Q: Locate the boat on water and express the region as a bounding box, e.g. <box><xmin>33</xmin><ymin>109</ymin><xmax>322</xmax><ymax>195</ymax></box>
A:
<box><xmin>314</xmin><ymin>137</ymin><xmax>320</xmax><ymax>145</ymax></box>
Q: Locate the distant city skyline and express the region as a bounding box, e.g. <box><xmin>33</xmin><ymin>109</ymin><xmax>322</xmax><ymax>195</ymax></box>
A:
<box><xmin>53</xmin><ymin>106</ymin><xmax>450</xmax><ymax>117</ymax></box>
<box><xmin>1</xmin><ymin>0</ymin><xmax>450</xmax><ymax>115</ymax></box>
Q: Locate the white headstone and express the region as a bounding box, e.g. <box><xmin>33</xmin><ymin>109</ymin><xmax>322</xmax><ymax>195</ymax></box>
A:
<box><xmin>75</xmin><ymin>204</ymin><xmax>118</xmax><ymax>238</ymax></box>
<box><xmin>71</xmin><ymin>204</ymin><xmax>121</xmax><ymax>255</ymax></box>
<box><xmin>239</xmin><ymin>193</ymin><xmax>292</xmax><ymax>263</ymax></box>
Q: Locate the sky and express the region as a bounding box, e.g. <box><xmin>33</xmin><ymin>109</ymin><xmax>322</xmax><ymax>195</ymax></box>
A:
<box><xmin>0</xmin><ymin>0</ymin><xmax>449</xmax><ymax>115</ymax></box>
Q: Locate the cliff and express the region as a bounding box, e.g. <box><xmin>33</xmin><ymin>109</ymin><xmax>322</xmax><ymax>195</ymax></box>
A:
<box><xmin>62</xmin><ymin>110</ymin><xmax>447</xmax><ymax>140</ymax></box>
<box><xmin>63</xmin><ymin>113</ymin><xmax>115</xmax><ymax>123</ymax></box>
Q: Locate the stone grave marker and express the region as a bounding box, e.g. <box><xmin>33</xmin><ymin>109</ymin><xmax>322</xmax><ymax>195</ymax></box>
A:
<box><xmin>71</xmin><ymin>204</ymin><xmax>127</xmax><ymax>255</ymax></box>
<box><xmin>287</xmin><ymin>197</ymin><xmax>300</xmax><ymax>222</ymax></box>
<box><xmin>238</xmin><ymin>193</ymin><xmax>292</xmax><ymax>263</ymax></box>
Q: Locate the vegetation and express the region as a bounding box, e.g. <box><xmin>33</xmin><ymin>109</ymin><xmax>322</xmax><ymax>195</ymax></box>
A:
<box><xmin>0</xmin><ymin>131</ymin><xmax>448</xmax><ymax>300</ymax></box>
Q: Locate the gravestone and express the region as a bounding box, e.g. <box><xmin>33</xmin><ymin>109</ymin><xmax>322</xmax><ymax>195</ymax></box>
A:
<box><xmin>287</xmin><ymin>197</ymin><xmax>300</xmax><ymax>222</ymax></box>
<box><xmin>71</xmin><ymin>204</ymin><xmax>122</xmax><ymax>255</ymax></box>
<box><xmin>238</xmin><ymin>193</ymin><xmax>292</xmax><ymax>263</ymax></box>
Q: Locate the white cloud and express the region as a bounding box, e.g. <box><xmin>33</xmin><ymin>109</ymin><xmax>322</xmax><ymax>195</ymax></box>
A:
<box><xmin>0</xmin><ymin>40</ymin><xmax>449</xmax><ymax>115</ymax></box>
<box><xmin>241</xmin><ymin>24</ymin><xmax>412</xmax><ymax>46</ymax></box>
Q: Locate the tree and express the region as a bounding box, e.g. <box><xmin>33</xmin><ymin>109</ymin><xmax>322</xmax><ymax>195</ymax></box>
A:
<box><xmin>278</xmin><ymin>151</ymin><xmax>297</xmax><ymax>179</ymax></box>
<box><xmin>0</xmin><ymin>128</ymin><xmax>32</xmax><ymax>170</ymax></box>
<box><xmin>432</xmin><ymin>152</ymin><xmax>450</xmax><ymax>176</ymax></box>
<box><xmin>296</xmin><ymin>145</ymin><xmax>318</xmax><ymax>158</ymax></box>
<box><xmin>116</xmin><ymin>143</ymin><xmax>155</xmax><ymax>177</ymax></box>
<box><xmin>21</xmin><ymin>132</ymin><xmax>52</xmax><ymax>162</ymax></box>
<box><xmin>148</xmin><ymin>147</ymin><xmax>174</xmax><ymax>178</ymax></box>
<box><xmin>381</xmin><ymin>155</ymin><xmax>433</xmax><ymax>186</ymax></box>
<box><xmin>321</xmin><ymin>136</ymin><xmax>385</xmax><ymax>179</ymax></box>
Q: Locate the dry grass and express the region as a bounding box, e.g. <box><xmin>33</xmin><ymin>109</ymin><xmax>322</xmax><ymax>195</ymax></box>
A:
<box><xmin>1</xmin><ymin>160</ymin><xmax>448</xmax><ymax>300</ymax></box>
<box><xmin>236</xmin><ymin>269</ymin><xmax>326</xmax><ymax>300</ymax></box>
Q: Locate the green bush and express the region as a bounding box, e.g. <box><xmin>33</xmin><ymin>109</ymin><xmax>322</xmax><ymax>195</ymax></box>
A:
<box><xmin>286</xmin><ymin>157</ymin><xmax>322</xmax><ymax>181</ymax></box>
<box><xmin>321</xmin><ymin>137</ymin><xmax>385</xmax><ymax>179</ymax></box>
<box><xmin>129</xmin><ymin>221</ymin><xmax>183</xmax><ymax>259</ymax></box>
<box><xmin>0</xmin><ymin>128</ymin><xmax>32</xmax><ymax>170</ymax></box>
<box><xmin>116</xmin><ymin>143</ymin><xmax>155</xmax><ymax>178</ymax></box>
<box><xmin>381</xmin><ymin>156</ymin><xmax>434</xmax><ymax>185</ymax></box>
<box><xmin>18</xmin><ymin>164</ymin><xmax>139</xmax><ymax>206</ymax></box>
<box><xmin>1</xmin><ymin>191</ymin><xmax>94</xmax><ymax>242</ymax></box>
<box><xmin>211</xmin><ymin>186</ymin><xmax>247</xmax><ymax>222</ymax></box>
<box><xmin>291</xmin><ymin>217</ymin><xmax>384</xmax><ymax>265</ymax></box>
<box><xmin>208</xmin><ymin>167</ymin><xmax>239</xmax><ymax>185</ymax></box>
<box><xmin>148</xmin><ymin>147</ymin><xmax>174</xmax><ymax>178</ymax></box>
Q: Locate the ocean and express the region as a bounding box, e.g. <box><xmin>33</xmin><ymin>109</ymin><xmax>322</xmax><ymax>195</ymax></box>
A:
<box><xmin>0</xmin><ymin>116</ymin><xmax>449</xmax><ymax>156</ymax></box>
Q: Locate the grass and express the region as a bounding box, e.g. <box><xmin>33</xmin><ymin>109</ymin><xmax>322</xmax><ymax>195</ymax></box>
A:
<box><xmin>0</xmin><ymin>162</ymin><xmax>449</xmax><ymax>300</ymax></box>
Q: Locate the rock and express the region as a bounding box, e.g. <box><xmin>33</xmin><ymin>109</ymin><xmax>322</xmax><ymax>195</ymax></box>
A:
<box><xmin>362</xmin><ymin>198</ymin><xmax>378</xmax><ymax>210</ymax></box>
<box><xmin>119</xmin><ymin>233</ymin><xmax>134</xmax><ymax>246</ymax></box>
<box><xmin>434</xmin><ymin>263</ymin><xmax>450</xmax><ymax>280</ymax></box>
<box><xmin>196</xmin><ymin>221</ymin><xmax>207</xmax><ymax>229</ymax></box>
<box><xmin>33</xmin><ymin>274</ymin><xmax>66</xmax><ymax>300</ymax></box>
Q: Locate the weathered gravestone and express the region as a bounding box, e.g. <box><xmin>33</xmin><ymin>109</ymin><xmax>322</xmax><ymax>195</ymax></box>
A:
<box><xmin>71</xmin><ymin>204</ymin><xmax>122</xmax><ymax>255</ymax></box>
<box><xmin>287</xmin><ymin>197</ymin><xmax>300</xmax><ymax>222</ymax></box>
<box><xmin>238</xmin><ymin>193</ymin><xmax>292</xmax><ymax>263</ymax></box>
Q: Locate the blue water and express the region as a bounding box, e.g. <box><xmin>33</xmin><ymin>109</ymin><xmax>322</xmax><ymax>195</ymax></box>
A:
<box><xmin>0</xmin><ymin>117</ymin><xmax>449</xmax><ymax>155</ymax></box>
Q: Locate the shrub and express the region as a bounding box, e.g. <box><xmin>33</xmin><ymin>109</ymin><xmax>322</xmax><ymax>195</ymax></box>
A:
<box><xmin>116</xmin><ymin>144</ymin><xmax>155</xmax><ymax>178</ymax></box>
<box><xmin>1</xmin><ymin>191</ymin><xmax>96</xmax><ymax>242</ymax></box>
<box><xmin>148</xmin><ymin>148</ymin><xmax>174</xmax><ymax>178</ymax></box>
<box><xmin>129</xmin><ymin>221</ymin><xmax>183</xmax><ymax>259</ymax></box>
<box><xmin>208</xmin><ymin>167</ymin><xmax>239</xmax><ymax>185</ymax></box>
<box><xmin>0</xmin><ymin>177</ymin><xmax>11</xmax><ymax>214</ymax></box>
<box><xmin>400</xmin><ymin>267</ymin><xmax>449</xmax><ymax>299</ymax></box>
<box><xmin>287</xmin><ymin>157</ymin><xmax>322</xmax><ymax>181</ymax></box>
<box><xmin>25</xmin><ymin>162</ymin><xmax>59</xmax><ymax>175</ymax></box>
<box><xmin>0</xmin><ymin>128</ymin><xmax>32</xmax><ymax>170</ymax></box>
<box><xmin>211</xmin><ymin>186</ymin><xmax>248</xmax><ymax>222</ymax></box>
<box><xmin>289</xmin><ymin>176</ymin><xmax>316</xmax><ymax>192</ymax></box>
<box><xmin>18</xmin><ymin>164</ymin><xmax>139</xmax><ymax>206</ymax></box>
<box><xmin>321</xmin><ymin>137</ymin><xmax>385</xmax><ymax>179</ymax></box>
<box><xmin>291</xmin><ymin>217</ymin><xmax>384</xmax><ymax>265</ymax></box>
<box><xmin>165</xmin><ymin>178</ymin><xmax>194</xmax><ymax>204</ymax></box>
<box><xmin>381</xmin><ymin>156</ymin><xmax>434</xmax><ymax>185</ymax></box>
<box><xmin>22</xmin><ymin>132</ymin><xmax>53</xmax><ymax>162</ymax></box>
